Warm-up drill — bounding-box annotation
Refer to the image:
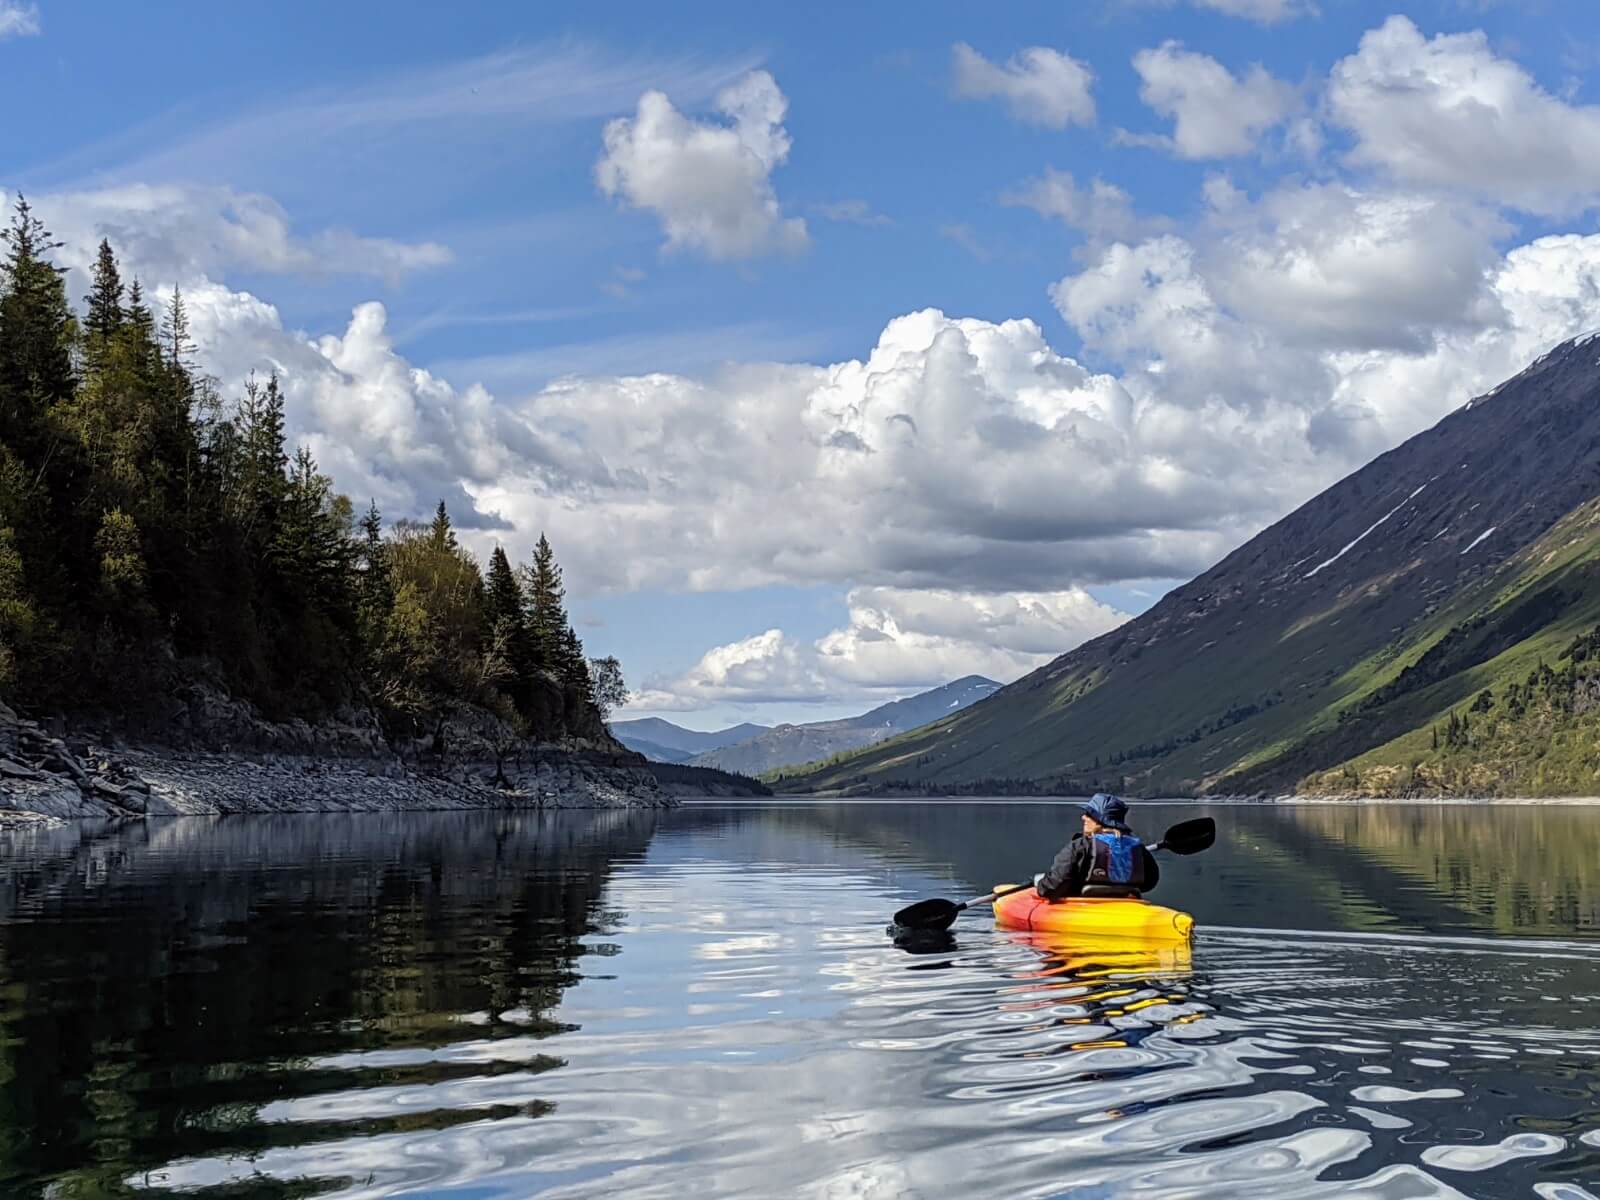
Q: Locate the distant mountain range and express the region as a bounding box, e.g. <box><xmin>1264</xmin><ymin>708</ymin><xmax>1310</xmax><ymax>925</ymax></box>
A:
<box><xmin>610</xmin><ymin>718</ymin><xmax>771</xmax><ymax>764</ymax></box>
<box><xmin>783</xmin><ymin>332</ymin><xmax>1600</xmax><ymax>798</ymax></box>
<box><xmin>611</xmin><ymin>676</ymin><xmax>1001</xmax><ymax>776</ymax></box>
<box><xmin>688</xmin><ymin>676</ymin><xmax>1001</xmax><ymax>776</ymax></box>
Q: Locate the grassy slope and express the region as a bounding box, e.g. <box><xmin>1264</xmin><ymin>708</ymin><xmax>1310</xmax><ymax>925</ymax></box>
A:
<box><xmin>785</xmin><ymin>498</ymin><xmax>1600</xmax><ymax>796</ymax></box>
<box><xmin>1209</xmin><ymin>498</ymin><xmax>1600</xmax><ymax>790</ymax></box>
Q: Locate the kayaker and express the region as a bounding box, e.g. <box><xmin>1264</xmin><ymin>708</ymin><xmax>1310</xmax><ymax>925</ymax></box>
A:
<box><xmin>1034</xmin><ymin>793</ymin><xmax>1160</xmax><ymax>900</ymax></box>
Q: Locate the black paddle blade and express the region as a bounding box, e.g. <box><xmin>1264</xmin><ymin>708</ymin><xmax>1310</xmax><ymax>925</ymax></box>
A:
<box><xmin>1159</xmin><ymin>817</ymin><xmax>1216</xmax><ymax>855</ymax></box>
<box><xmin>891</xmin><ymin>897</ymin><xmax>961</xmax><ymax>932</ymax></box>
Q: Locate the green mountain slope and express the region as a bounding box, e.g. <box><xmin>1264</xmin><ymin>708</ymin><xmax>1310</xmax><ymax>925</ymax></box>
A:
<box><xmin>783</xmin><ymin>335</ymin><xmax>1600</xmax><ymax>797</ymax></box>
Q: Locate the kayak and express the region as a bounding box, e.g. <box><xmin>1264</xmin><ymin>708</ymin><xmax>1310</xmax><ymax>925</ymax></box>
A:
<box><xmin>992</xmin><ymin>884</ymin><xmax>1195</xmax><ymax>943</ymax></box>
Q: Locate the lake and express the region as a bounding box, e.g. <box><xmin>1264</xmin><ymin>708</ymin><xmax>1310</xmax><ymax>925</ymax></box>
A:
<box><xmin>1</xmin><ymin>800</ymin><xmax>1598</xmax><ymax>1199</ymax></box>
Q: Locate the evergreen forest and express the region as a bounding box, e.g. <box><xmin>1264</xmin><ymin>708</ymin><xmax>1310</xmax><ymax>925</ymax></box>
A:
<box><xmin>0</xmin><ymin>199</ymin><xmax>622</xmax><ymax>743</ymax></box>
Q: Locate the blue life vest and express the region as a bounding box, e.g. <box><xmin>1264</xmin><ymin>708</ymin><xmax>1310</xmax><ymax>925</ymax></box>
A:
<box><xmin>1088</xmin><ymin>832</ymin><xmax>1147</xmax><ymax>889</ymax></box>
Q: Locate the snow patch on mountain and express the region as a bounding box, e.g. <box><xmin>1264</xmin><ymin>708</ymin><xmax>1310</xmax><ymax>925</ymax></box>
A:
<box><xmin>1305</xmin><ymin>484</ymin><xmax>1427</xmax><ymax>580</ymax></box>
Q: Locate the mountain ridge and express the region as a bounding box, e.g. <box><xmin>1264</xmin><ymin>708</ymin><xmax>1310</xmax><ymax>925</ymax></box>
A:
<box><xmin>610</xmin><ymin>719</ymin><xmax>770</xmax><ymax>763</ymax></box>
<box><xmin>692</xmin><ymin>676</ymin><xmax>1000</xmax><ymax>775</ymax></box>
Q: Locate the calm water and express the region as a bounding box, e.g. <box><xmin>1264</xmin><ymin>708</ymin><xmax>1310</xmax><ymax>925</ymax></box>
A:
<box><xmin>1</xmin><ymin>801</ymin><xmax>1599</xmax><ymax>1199</ymax></box>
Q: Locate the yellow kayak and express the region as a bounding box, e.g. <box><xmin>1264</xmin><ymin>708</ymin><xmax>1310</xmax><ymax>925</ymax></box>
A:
<box><xmin>992</xmin><ymin>884</ymin><xmax>1195</xmax><ymax>944</ymax></box>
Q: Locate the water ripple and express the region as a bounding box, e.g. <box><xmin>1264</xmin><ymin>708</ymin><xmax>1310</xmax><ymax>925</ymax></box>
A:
<box><xmin>111</xmin><ymin>919</ymin><xmax>1600</xmax><ymax>1199</ymax></box>
<box><xmin>7</xmin><ymin>809</ymin><xmax>1600</xmax><ymax>1199</ymax></box>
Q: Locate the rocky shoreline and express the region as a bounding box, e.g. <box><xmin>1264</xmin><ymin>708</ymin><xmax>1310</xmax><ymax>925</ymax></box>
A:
<box><xmin>1</xmin><ymin>695</ymin><xmax>672</xmax><ymax>820</ymax></box>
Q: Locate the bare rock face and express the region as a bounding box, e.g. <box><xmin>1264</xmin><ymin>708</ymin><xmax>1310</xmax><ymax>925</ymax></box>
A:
<box><xmin>2</xmin><ymin>681</ymin><xmax>667</xmax><ymax>819</ymax></box>
<box><xmin>145</xmin><ymin>682</ymin><xmax>392</xmax><ymax>758</ymax></box>
<box><xmin>1</xmin><ymin>700</ymin><xmax>154</xmax><ymax>820</ymax></box>
<box><xmin>4</xmin><ymin>654</ymin><xmax>665</xmax><ymax>821</ymax></box>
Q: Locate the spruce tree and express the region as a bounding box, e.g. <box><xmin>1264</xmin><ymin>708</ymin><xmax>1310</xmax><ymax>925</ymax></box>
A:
<box><xmin>485</xmin><ymin>545</ymin><xmax>524</xmax><ymax>631</ymax></box>
<box><xmin>430</xmin><ymin>499</ymin><xmax>456</xmax><ymax>549</ymax></box>
<box><xmin>0</xmin><ymin>196</ymin><xmax>76</xmax><ymax>463</ymax></box>
<box><xmin>275</xmin><ymin>446</ymin><xmax>356</xmax><ymax>608</ymax></box>
<box><xmin>522</xmin><ymin>533</ymin><xmax>566</xmax><ymax>669</ymax></box>
<box><xmin>231</xmin><ymin>373</ymin><xmax>288</xmax><ymax>539</ymax></box>
<box><xmin>0</xmin><ymin>197</ymin><xmax>79</xmax><ymax>643</ymax></box>
<box><xmin>161</xmin><ymin>284</ymin><xmax>194</xmax><ymax>371</ymax></box>
<box><xmin>485</xmin><ymin>544</ymin><xmax>536</xmax><ymax>705</ymax></box>
<box><xmin>85</xmin><ymin>239</ymin><xmax>125</xmax><ymax>347</ymax></box>
<box><xmin>357</xmin><ymin>500</ymin><xmax>392</xmax><ymax>621</ymax></box>
<box><xmin>561</xmin><ymin>624</ymin><xmax>593</xmax><ymax>701</ymax></box>
<box><xmin>126</xmin><ymin>279</ymin><xmax>155</xmax><ymax>354</ymax></box>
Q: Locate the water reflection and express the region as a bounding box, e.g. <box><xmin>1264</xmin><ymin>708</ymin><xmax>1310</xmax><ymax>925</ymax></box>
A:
<box><xmin>0</xmin><ymin>810</ymin><xmax>659</xmax><ymax>1196</ymax></box>
<box><xmin>0</xmin><ymin>802</ymin><xmax>1596</xmax><ymax>1198</ymax></box>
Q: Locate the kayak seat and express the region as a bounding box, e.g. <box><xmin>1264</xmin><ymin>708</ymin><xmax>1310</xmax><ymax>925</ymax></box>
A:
<box><xmin>1079</xmin><ymin>884</ymin><xmax>1143</xmax><ymax>898</ymax></box>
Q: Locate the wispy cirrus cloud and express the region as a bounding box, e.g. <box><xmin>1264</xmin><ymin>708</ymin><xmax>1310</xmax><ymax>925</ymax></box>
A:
<box><xmin>814</xmin><ymin>200</ymin><xmax>892</xmax><ymax>227</ymax></box>
<box><xmin>24</xmin><ymin>40</ymin><xmax>758</xmax><ymax>199</ymax></box>
<box><xmin>18</xmin><ymin>183</ymin><xmax>452</xmax><ymax>290</ymax></box>
<box><xmin>0</xmin><ymin>1</ymin><xmax>39</xmax><ymax>39</ymax></box>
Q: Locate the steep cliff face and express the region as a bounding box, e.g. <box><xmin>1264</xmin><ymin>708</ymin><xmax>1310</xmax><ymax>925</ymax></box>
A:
<box><xmin>785</xmin><ymin>334</ymin><xmax>1600</xmax><ymax>795</ymax></box>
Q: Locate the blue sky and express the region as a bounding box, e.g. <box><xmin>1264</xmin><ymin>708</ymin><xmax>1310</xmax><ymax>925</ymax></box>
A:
<box><xmin>7</xmin><ymin>0</ymin><xmax>1600</xmax><ymax>728</ymax></box>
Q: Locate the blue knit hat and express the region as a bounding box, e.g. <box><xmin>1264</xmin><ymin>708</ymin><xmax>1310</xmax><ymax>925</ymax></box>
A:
<box><xmin>1082</xmin><ymin>792</ymin><xmax>1132</xmax><ymax>832</ymax></box>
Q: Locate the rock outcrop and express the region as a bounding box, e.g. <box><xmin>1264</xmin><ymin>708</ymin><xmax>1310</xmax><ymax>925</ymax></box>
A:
<box><xmin>0</xmin><ymin>689</ymin><xmax>668</xmax><ymax>820</ymax></box>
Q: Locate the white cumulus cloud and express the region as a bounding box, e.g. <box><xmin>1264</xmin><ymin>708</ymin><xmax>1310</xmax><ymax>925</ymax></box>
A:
<box><xmin>952</xmin><ymin>44</ymin><xmax>1096</xmax><ymax>129</ymax></box>
<box><xmin>1051</xmin><ymin>180</ymin><xmax>1600</xmax><ymax>467</ymax></box>
<box><xmin>596</xmin><ymin>69</ymin><xmax>808</xmax><ymax>260</ymax></box>
<box><xmin>1206</xmin><ymin>183</ymin><xmax>1509</xmax><ymax>352</ymax></box>
<box><xmin>1125</xmin><ymin>42</ymin><xmax>1300</xmax><ymax>158</ymax></box>
<box><xmin>1328</xmin><ymin>15</ymin><xmax>1600</xmax><ymax>215</ymax></box>
<box><xmin>628</xmin><ymin>586</ymin><xmax>1128</xmax><ymax>711</ymax></box>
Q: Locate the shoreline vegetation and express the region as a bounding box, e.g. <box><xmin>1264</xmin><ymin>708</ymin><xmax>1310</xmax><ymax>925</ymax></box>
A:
<box><xmin>0</xmin><ymin>202</ymin><xmax>769</xmax><ymax>820</ymax></box>
<box><xmin>769</xmin><ymin>789</ymin><xmax>1600</xmax><ymax>805</ymax></box>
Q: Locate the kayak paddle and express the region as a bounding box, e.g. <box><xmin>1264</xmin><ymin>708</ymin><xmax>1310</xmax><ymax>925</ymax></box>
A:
<box><xmin>890</xmin><ymin>816</ymin><xmax>1216</xmax><ymax>934</ymax></box>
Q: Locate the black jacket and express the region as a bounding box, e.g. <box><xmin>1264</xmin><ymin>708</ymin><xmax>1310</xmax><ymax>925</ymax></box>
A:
<box><xmin>1036</xmin><ymin>833</ymin><xmax>1159</xmax><ymax>900</ymax></box>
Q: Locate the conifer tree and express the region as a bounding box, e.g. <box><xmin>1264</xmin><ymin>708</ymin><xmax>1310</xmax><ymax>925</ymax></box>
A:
<box><xmin>430</xmin><ymin>499</ymin><xmax>456</xmax><ymax>549</ymax></box>
<box><xmin>357</xmin><ymin>500</ymin><xmax>392</xmax><ymax>621</ymax></box>
<box><xmin>522</xmin><ymin>533</ymin><xmax>566</xmax><ymax>669</ymax></box>
<box><xmin>84</xmin><ymin>239</ymin><xmax>125</xmax><ymax>348</ymax></box>
<box><xmin>485</xmin><ymin>545</ymin><xmax>522</xmax><ymax>627</ymax></box>
<box><xmin>126</xmin><ymin>279</ymin><xmax>154</xmax><ymax>352</ymax></box>
<box><xmin>0</xmin><ymin>196</ymin><xmax>76</xmax><ymax>463</ymax></box>
<box><xmin>274</xmin><ymin>446</ymin><xmax>356</xmax><ymax>608</ymax></box>
<box><xmin>560</xmin><ymin>624</ymin><xmax>592</xmax><ymax>700</ymax></box>
<box><xmin>161</xmin><ymin>284</ymin><xmax>194</xmax><ymax>371</ymax></box>
<box><xmin>485</xmin><ymin>544</ymin><xmax>538</xmax><ymax>710</ymax></box>
<box><xmin>232</xmin><ymin>373</ymin><xmax>288</xmax><ymax>538</ymax></box>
